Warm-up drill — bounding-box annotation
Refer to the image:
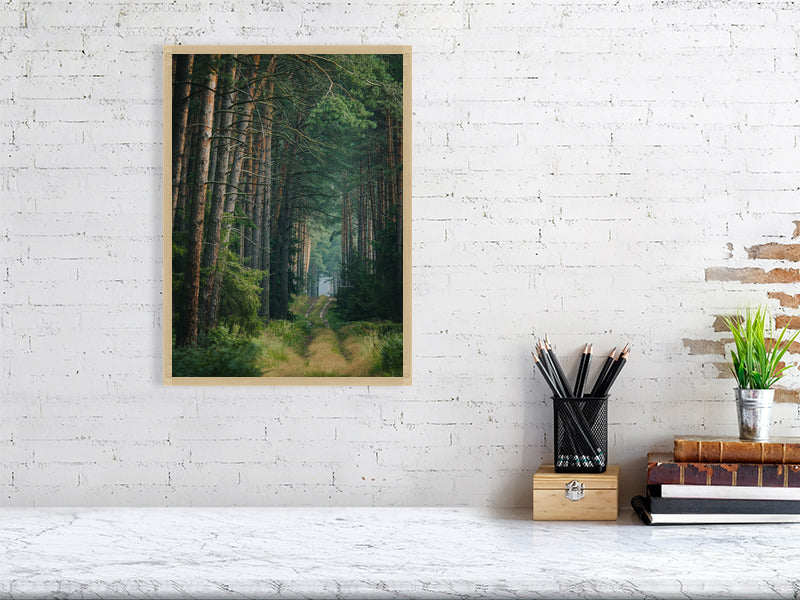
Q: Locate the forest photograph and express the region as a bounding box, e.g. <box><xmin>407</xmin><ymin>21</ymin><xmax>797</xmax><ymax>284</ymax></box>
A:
<box><xmin>164</xmin><ymin>47</ymin><xmax>409</xmax><ymax>383</ymax></box>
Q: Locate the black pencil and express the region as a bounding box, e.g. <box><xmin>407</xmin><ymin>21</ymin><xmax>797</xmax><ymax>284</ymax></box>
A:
<box><xmin>532</xmin><ymin>351</ymin><xmax>562</xmax><ymax>398</ymax></box>
<box><xmin>598</xmin><ymin>346</ymin><xmax>629</xmax><ymax>397</ymax></box>
<box><xmin>597</xmin><ymin>343</ymin><xmax>629</xmax><ymax>395</ymax></box>
<box><xmin>589</xmin><ymin>347</ymin><xmax>616</xmax><ymax>398</ymax></box>
<box><xmin>538</xmin><ymin>341</ymin><xmax>568</xmax><ymax>398</ymax></box>
<box><xmin>538</xmin><ymin>340</ymin><xmax>586</xmax><ymax>463</ymax></box>
<box><xmin>544</xmin><ymin>336</ymin><xmax>572</xmax><ymax>397</ymax></box>
<box><xmin>573</xmin><ymin>343</ymin><xmax>591</xmax><ymax>398</ymax></box>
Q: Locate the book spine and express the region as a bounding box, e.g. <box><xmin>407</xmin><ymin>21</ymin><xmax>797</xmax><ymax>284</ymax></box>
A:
<box><xmin>647</xmin><ymin>461</ymin><xmax>800</xmax><ymax>487</ymax></box>
<box><xmin>630</xmin><ymin>495</ymin><xmax>652</xmax><ymax>525</ymax></box>
<box><xmin>674</xmin><ymin>439</ymin><xmax>800</xmax><ymax>464</ymax></box>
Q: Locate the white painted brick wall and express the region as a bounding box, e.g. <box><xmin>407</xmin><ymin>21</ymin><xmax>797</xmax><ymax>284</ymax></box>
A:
<box><xmin>1</xmin><ymin>0</ymin><xmax>800</xmax><ymax>507</ymax></box>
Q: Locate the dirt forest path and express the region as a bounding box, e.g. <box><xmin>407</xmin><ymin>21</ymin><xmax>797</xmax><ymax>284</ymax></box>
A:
<box><xmin>260</xmin><ymin>296</ymin><xmax>374</xmax><ymax>377</ymax></box>
<box><xmin>319</xmin><ymin>297</ymin><xmax>332</xmax><ymax>328</ymax></box>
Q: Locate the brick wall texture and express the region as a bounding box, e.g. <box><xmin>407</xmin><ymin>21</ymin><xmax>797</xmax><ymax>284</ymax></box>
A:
<box><xmin>1</xmin><ymin>0</ymin><xmax>799</xmax><ymax>507</ymax></box>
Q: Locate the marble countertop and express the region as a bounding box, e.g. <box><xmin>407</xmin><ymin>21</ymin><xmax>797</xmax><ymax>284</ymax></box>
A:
<box><xmin>1</xmin><ymin>507</ymin><xmax>798</xmax><ymax>599</ymax></box>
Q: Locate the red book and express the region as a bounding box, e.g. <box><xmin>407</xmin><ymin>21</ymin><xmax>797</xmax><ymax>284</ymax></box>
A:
<box><xmin>647</xmin><ymin>452</ymin><xmax>800</xmax><ymax>487</ymax></box>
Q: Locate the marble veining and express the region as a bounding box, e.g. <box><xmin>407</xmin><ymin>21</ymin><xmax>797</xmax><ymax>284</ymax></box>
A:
<box><xmin>1</xmin><ymin>507</ymin><xmax>799</xmax><ymax>599</ymax></box>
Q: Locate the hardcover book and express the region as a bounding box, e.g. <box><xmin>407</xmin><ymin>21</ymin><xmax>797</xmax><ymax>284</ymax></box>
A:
<box><xmin>650</xmin><ymin>483</ymin><xmax>800</xmax><ymax>501</ymax></box>
<box><xmin>674</xmin><ymin>435</ymin><xmax>800</xmax><ymax>464</ymax></box>
<box><xmin>647</xmin><ymin>452</ymin><xmax>800</xmax><ymax>487</ymax></box>
<box><xmin>645</xmin><ymin>490</ymin><xmax>800</xmax><ymax>514</ymax></box>
<box><xmin>631</xmin><ymin>495</ymin><xmax>800</xmax><ymax>525</ymax></box>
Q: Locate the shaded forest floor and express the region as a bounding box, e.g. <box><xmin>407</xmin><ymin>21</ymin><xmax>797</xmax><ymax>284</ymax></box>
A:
<box><xmin>171</xmin><ymin>296</ymin><xmax>403</xmax><ymax>378</ymax></box>
<box><xmin>258</xmin><ymin>295</ymin><xmax>401</xmax><ymax>377</ymax></box>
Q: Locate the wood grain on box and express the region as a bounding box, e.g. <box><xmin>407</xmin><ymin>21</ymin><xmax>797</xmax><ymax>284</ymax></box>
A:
<box><xmin>533</xmin><ymin>465</ymin><xmax>619</xmax><ymax>521</ymax></box>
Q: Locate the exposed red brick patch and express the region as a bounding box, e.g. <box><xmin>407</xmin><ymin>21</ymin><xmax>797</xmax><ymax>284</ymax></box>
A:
<box><xmin>714</xmin><ymin>363</ymin><xmax>735</xmax><ymax>379</ymax></box>
<box><xmin>775</xmin><ymin>388</ymin><xmax>800</xmax><ymax>403</ymax></box>
<box><xmin>682</xmin><ymin>338</ymin><xmax>728</xmax><ymax>355</ymax></box>
<box><xmin>775</xmin><ymin>316</ymin><xmax>800</xmax><ymax>330</ymax></box>
<box><xmin>746</xmin><ymin>243</ymin><xmax>800</xmax><ymax>262</ymax></box>
<box><xmin>766</xmin><ymin>339</ymin><xmax>800</xmax><ymax>354</ymax></box>
<box><xmin>713</xmin><ymin>315</ymin><xmax>741</xmax><ymax>332</ymax></box>
<box><xmin>794</xmin><ymin>221</ymin><xmax>800</xmax><ymax>239</ymax></box>
<box><xmin>705</xmin><ymin>267</ymin><xmax>800</xmax><ymax>284</ymax></box>
<box><xmin>768</xmin><ymin>292</ymin><xmax>800</xmax><ymax>308</ymax></box>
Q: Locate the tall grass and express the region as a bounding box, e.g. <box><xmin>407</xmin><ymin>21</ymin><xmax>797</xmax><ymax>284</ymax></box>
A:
<box><xmin>259</xmin><ymin>320</ymin><xmax>310</xmax><ymax>369</ymax></box>
<box><xmin>337</xmin><ymin>322</ymin><xmax>403</xmax><ymax>376</ymax></box>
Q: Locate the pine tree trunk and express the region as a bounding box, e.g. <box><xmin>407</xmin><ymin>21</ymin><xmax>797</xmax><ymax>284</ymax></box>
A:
<box><xmin>394</xmin><ymin>112</ymin><xmax>403</xmax><ymax>306</ymax></box>
<box><xmin>244</xmin><ymin>133</ymin><xmax>261</xmax><ymax>265</ymax></box>
<box><xmin>368</xmin><ymin>153</ymin><xmax>376</xmax><ymax>265</ymax></box>
<box><xmin>177</xmin><ymin>56</ymin><xmax>218</xmax><ymax>347</ymax></box>
<box><xmin>171</xmin><ymin>54</ymin><xmax>194</xmax><ymax>221</ymax></box>
<box><xmin>199</xmin><ymin>59</ymin><xmax>237</xmax><ymax>333</ymax></box>
<box><xmin>205</xmin><ymin>91</ymin><xmax>223</xmax><ymax>204</ymax></box>
<box><xmin>206</xmin><ymin>57</ymin><xmax>260</xmax><ymax>329</ymax></box>
<box><xmin>357</xmin><ymin>162</ymin><xmax>364</xmax><ymax>262</ymax></box>
<box><xmin>251</xmin><ymin>133</ymin><xmax>264</xmax><ymax>271</ymax></box>
<box><xmin>277</xmin><ymin>177</ymin><xmax>294</xmax><ymax>319</ymax></box>
<box><xmin>259</xmin><ymin>55</ymin><xmax>276</xmax><ymax>321</ymax></box>
<box><xmin>274</xmin><ymin>128</ymin><xmax>298</xmax><ymax>320</ymax></box>
<box><xmin>303</xmin><ymin>221</ymin><xmax>311</xmax><ymax>284</ymax></box>
<box><xmin>174</xmin><ymin>118</ymin><xmax>198</xmax><ymax>234</ymax></box>
<box><xmin>239</xmin><ymin>129</ymin><xmax>254</xmax><ymax>262</ymax></box>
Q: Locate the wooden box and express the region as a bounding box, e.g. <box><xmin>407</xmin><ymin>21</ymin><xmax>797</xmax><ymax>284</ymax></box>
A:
<box><xmin>533</xmin><ymin>465</ymin><xmax>619</xmax><ymax>521</ymax></box>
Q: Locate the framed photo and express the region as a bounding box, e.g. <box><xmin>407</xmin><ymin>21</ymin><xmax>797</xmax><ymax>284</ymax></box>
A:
<box><xmin>163</xmin><ymin>46</ymin><xmax>411</xmax><ymax>385</ymax></box>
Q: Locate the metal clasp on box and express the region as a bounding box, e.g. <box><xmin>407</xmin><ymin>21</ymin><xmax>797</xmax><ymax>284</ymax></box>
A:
<box><xmin>565</xmin><ymin>480</ymin><xmax>584</xmax><ymax>501</ymax></box>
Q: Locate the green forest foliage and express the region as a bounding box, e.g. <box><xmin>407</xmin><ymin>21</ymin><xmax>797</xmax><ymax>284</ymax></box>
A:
<box><xmin>172</xmin><ymin>326</ymin><xmax>263</xmax><ymax>377</ymax></box>
<box><xmin>171</xmin><ymin>52</ymin><xmax>403</xmax><ymax>377</ymax></box>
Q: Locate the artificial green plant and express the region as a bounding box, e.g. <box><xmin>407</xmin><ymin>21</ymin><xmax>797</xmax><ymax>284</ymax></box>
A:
<box><xmin>724</xmin><ymin>306</ymin><xmax>800</xmax><ymax>390</ymax></box>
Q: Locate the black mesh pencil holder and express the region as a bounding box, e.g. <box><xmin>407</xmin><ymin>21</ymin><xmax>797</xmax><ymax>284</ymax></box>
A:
<box><xmin>553</xmin><ymin>396</ymin><xmax>608</xmax><ymax>473</ymax></box>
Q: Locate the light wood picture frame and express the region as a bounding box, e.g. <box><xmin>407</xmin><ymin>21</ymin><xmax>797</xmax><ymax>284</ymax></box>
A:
<box><xmin>163</xmin><ymin>45</ymin><xmax>411</xmax><ymax>385</ymax></box>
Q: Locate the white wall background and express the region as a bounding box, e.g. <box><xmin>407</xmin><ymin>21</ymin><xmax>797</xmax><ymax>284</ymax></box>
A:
<box><xmin>1</xmin><ymin>0</ymin><xmax>799</xmax><ymax>507</ymax></box>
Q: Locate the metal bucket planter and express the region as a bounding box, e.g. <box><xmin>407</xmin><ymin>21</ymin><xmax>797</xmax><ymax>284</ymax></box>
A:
<box><xmin>735</xmin><ymin>388</ymin><xmax>775</xmax><ymax>441</ymax></box>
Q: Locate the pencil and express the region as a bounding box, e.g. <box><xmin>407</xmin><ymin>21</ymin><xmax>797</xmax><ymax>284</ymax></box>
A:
<box><xmin>538</xmin><ymin>341</ymin><xmax>568</xmax><ymax>398</ymax></box>
<box><xmin>597</xmin><ymin>344</ymin><xmax>629</xmax><ymax>395</ymax></box>
<box><xmin>532</xmin><ymin>351</ymin><xmax>561</xmax><ymax>398</ymax></box>
<box><xmin>544</xmin><ymin>336</ymin><xmax>572</xmax><ymax>398</ymax></box>
<box><xmin>536</xmin><ymin>347</ymin><xmax>584</xmax><ymax>464</ymax></box>
<box><xmin>589</xmin><ymin>347</ymin><xmax>616</xmax><ymax>398</ymax></box>
<box><xmin>573</xmin><ymin>343</ymin><xmax>591</xmax><ymax>398</ymax></box>
<box><xmin>598</xmin><ymin>346</ymin><xmax>629</xmax><ymax>397</ymax></box>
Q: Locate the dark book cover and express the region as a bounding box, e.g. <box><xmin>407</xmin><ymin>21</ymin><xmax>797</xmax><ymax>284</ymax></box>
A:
<box><xmin>674</xmin><ymin>435</ymin><xmax>800</xmax><ymax>464</ymax></box>
<box><xmin>631</xmin><ymin>494</ymin><xmax>800</xmax><ymax>525</ymax></box>
<box><xmin>631</xmin><ymin>495</ymin><xmax>652</xmax><ymax>525</ymax></box>
<box><xmin>647</xmin><ymin>452</ymin><xmax>800</xmax><ymax>487</ymax></box>
<box><xmin>648</xmin><ymin>483</ymin><xmax>800</xmax><ymax>501</ymax></box>
<box><xmin>646</xmin><ymin>491</ymin><xmax>800</xmax><ymax>514</ymax></box>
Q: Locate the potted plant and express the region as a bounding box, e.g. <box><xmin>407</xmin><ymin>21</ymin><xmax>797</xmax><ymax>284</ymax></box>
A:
<box><xmin>724</xmin><ymin>306</ymin><xmax>800</xmax><ymax>441</ymax></box>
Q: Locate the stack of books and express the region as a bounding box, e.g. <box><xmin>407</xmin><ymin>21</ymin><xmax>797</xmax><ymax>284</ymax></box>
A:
<box><xmin>632</xmin><ymin>435</ymin><xmax>800</xmax><ymax>525</ymax></box>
